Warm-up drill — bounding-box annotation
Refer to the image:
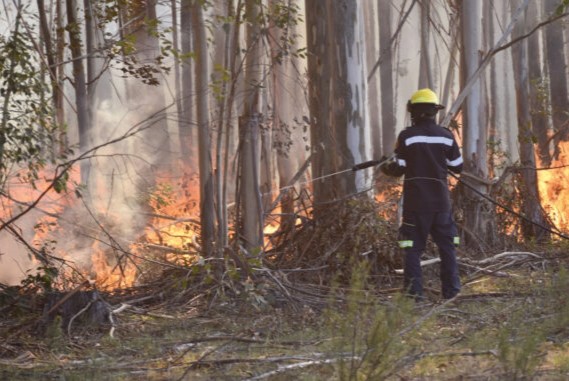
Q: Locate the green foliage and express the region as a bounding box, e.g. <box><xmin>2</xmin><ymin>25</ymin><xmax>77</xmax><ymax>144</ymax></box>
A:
<box><xmin>496</xmin><ymin>310</ymin><xmax>545</xmax><ymax>379</ymax></box>
<box><xmin>97</xmin><ymin>3</ymin><xmax>174</xmax><ymax>86</ymax></box>
<box><xmin>0</xmin><ymin>9</ymin><xmax>62</xmax><ymax>185</ymax></box>
<box><xmin>211</xmin><ymin>64</ymin><xmax>231</xmax><ymax>102</ymax></box>
<box><xmin>555</xmin><ymin>0</ymin><xmax>569</xmax><ymax>16</ymax></box>
<box><xmin>267</xmin><ymin>0</ymin><xmax>307</xmax><ymax>64</ymax></box>
<box><xmin>20</xmin><ymin>265</ymin><xmax>59</xmax><ymax>293</ymax></box>
<box><xmin>324</xmin><ymin>260</ymin><xmax>416</xmax><ymax>380</ymax></box>
<box><xmin>45</xmin><ymin>315</ymin><xmax>65</xmax><ymax>350</ymax></box>
<box><xmin>148</xmin><ymin>182</ymin><xmax>175</xmax><ymax>210</ymax></box>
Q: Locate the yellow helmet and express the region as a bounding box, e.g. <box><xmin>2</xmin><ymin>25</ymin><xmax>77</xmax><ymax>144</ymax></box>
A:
<box><xmin>409</xmin><ymin>88</ymin><xmax>444</xmax><ymax>109</ymax></box>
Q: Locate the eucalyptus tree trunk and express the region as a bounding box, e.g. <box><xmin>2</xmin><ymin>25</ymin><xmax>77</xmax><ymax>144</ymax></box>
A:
<box><xmin>544</xmin><ymin>0</ymin><xmax>569</xmax><ymax>161</ymax></box>
<box><xmin>483</xmin><ymin>0</ymin><xmax>498</xmax><ymax>176</ymax></box>
<box><xmin>418</xmin><ymin>0</ymin><xmax>433</xmax><ymax>89</ymax></box>
<box><xmin>499</xmin><ymin>0</ymin><xmax>518</xmax><ymax>161</ymax></box>
<box><xmin>37</xmin><ymin>0</ymin><xmax>66</xmax><ymax>158</ymax></box>
<box><xmin>238</xmin><ymin>0</ymin><xmax>264</xmax><ymax>251</ymax></box>
<box><xmin>83</xmin><ymin>0</ymin><xmax>96</xmax><ymax>127</ymax></box>
<box><xmin>191</xmin><ymin>0</ymin><xmax>216</xmax><ymax>257</ymax></box>
<box><xmin>461</xmin><ymin>1</ymin><xmax>486</xmax><ymax>179</ymax></box>
<box><xmin>510</xmin><ymin>0</ymin><xmax>550</xmax><ymax>242</ymax></box>
<box><xmin>378</xmin><ymin>0</ymin><xmax>396</xmax><ymax>155</ymax></box>
<box><xmin>66</xmin><ymin>0</ymin><xmax>91</xmax><ymax>185</ymax></box>
<box><xmin>180</xmin><ymin>0</ymin><xmax>194</xmax><ymax>164</ymax></box>
<box><xmin>527</xmin><ymin>0</ymin><xmax>551</xmax><ymax>167</ymax></box>
<box><xmin>170</xmin><ymin>0</ymin><xmax>183</xmax><ymax>153</ymax></box>
<box><xmin>269</xmin><ymin>0</ymin><xmax>309</xmax><ymax>232</ymax></box>
<box><xmin>305</xmin><ymin>0</ymin><xmax>371</xmax><ymax>218</ymax></box>
<box><xmin>56</xmin><ymin>0</ymin><xmax>67</xmax><ymax>153</ymax></box>
<box><xmin>218</xmin><ymin>0</ymin><xmax>240</xmax><ymax>249</ymax></box>
<box><xmin>363</xmin><ymin>1</ymin><xmax>381</xmax><ymax>155</ymax></box>
<box><xmin>458</xmin><ymin>0</ymin><xmax>495</xmax><ymax>246</ymax></box>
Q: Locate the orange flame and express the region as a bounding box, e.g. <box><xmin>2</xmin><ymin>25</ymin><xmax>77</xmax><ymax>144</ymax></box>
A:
<box><xmin>537</xmin><ymin>143</ymin><xmax>569</xmax><ymax>232</ymax></box>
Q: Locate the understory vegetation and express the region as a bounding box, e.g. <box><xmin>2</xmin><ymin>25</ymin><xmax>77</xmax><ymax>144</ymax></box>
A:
<box><xmin>2</xmin><ymin>196</ymin><xmax>569</xmax><ymax>380</ymax></box>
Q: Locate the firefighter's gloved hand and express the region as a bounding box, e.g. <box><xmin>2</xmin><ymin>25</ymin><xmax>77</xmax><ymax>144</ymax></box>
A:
<box><xmin>379</xmin><ymin>156</ymin><xmax>404</xmax><ymax>177</ymax></box>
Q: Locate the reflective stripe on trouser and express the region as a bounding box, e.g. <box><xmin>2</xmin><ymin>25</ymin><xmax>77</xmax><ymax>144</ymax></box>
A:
<box><xmin>399</xmin><ymin>211</ymin><xmax>461</xmax><ymax>299</ymax></box>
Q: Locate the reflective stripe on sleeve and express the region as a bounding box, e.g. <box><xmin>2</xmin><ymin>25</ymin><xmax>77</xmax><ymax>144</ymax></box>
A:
<box><xmin>453</xmin><ymin>236</ymin><xmax>460</xmax><ymax>245</ymax></box>
<box><xmin>447</xmin><ymin>156</ymin><xmax>463</xmax><ymax>167</ymax></box>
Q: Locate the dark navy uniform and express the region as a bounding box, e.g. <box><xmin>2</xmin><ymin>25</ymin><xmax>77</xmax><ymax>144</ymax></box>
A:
<box><xmin>383</xmin><ymin>118</ymin><xmax>463</xmax><ymax>299</ymax></box>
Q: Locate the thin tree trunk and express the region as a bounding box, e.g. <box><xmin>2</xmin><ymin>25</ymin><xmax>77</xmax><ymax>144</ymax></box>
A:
<box><xmin>461</xmin><ymin>0</ymin><xmax>486</xmax><ymax>179</ymax></box>
<box><xmin>544</xmin><ymin>0</ymin><xmax>569</xmax><ymax>161</ymax></box>
<box><xmin>458</xmin><ymin>0</ymin><xmax>495</xmax><ymax>246</ymax></box>
<box><xmin>269</xmin><ymin>0</ymin><xmax>308</xmax><ymax>233</ymax></box>
<box><xmin>527</xmin><ymin>0</ymin><xmax>551</xmax><ymax>167</ymax></box>
<box><xmin>180</xmin><ymin>0</ymin><xmax>194</xmax><ymax>164</ymax></box>
<box><xmin>37</xmin><ymin>0</ymin><xmax>65</xmax><ymax>159</ymax></box>
<box><xmin>483</xmin><ymin>0</ymin><xmax>498</xmax><ymax>176</ymax></box>
<box><xmin>66</xmin><ymin>0</ymin><xmax>91</xmax><ymax>185</ymax></box>
<box><xmin>418</xmin><ymin>0</ymin><xmax>433</xmax><ymax>89</ymax></box>
<box><xmin>171</xmin><ymin>0</ymin><xmax>183</xmax><ymax>157</ymax></box>
<box><xmin>238</xmin><ymin>0</ymin><xmax>264</xmax><ymax>251</ymax></box>
<box><xmin>510</xmin><ymin>0</ymin><xmax>550</xmax><ymax>241</ymax></box>
<box><xmin>378</xmin><ymin>0</ymin><xmax>396</xmax><ymax>155</ymax></box>
<box><xmin>55</xmin><ymin>0</ymin><xmax>67</xmax><ymax>153</ymax></box>
<box><xmin>191</xmin><ymin>0</ymin><xmax>216</xmax><ymax>258</ymax></box>
<box><xmin>220</xmin><ymin>0</ymin><xmax>241</xmax><ymax>249</ymax></box>
<box><xmin>363</xmin><ymin>1</ymin><xmax>380</xmax><ymax>155</ymax></box>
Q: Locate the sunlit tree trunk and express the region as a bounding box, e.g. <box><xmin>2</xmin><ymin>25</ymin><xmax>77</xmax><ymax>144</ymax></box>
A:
<box><xmin>499</xmin><ymin>0</ymin><xmax>518</xmax><ymax>161</ymax></box>
<box><xmin>269</xmin><ymin>0</ymin><xmax>309</xmax><ymax>232</ymax></box>
<box><xmin>544</xmin><ymin>0</ymin><xmax>569</xmax><ymax>161</ymax></box>
<box><xmin>363</xmin><ymin>1</ymin><xmax>381</xmax><ymax>155</ymax></box>
<box><xmin>510</xmin><ymin>0</ymin><xmax>550</xmax><ymax>241</ymax></box>
<box><xmin>483</xmin><ymin>0</ymin><xmax>497</xmax><ymax>176</ymax></box>
<box><xmin>458</xmin><ymin>0</ymin><xmax>495</xmax><ymax>246</ymax></box>
<box><xmin>66</xmin><ymin>0</ymin><xmax>91</xmax><ymax>185</ymax></box>
<box><xmin>527</xmin><ymin>0</ymin><xmax>551</xmax><ymax>167</ymax></box>
<box><xmin>191</xmin><ymin>0</ymin><xmax>216</xmax><ymax>257</ymax></box>
<box><xmin>378</xmin><ymin>0</ymin><xmax>396</xmax><ymax>155</ymax></box>
<box><xmin>306</xmin><ymin>0</ymin><xmax>371</xmax><ymax>218</ymax></box>
<box><xmin>238</xmin><ymin>0</ymin><xmax>264</xmax><ymax>251</ymax></box>
<box><xmin>461</xmin><ymin>1</ymin><xmax>486</xmax><ymax>178</ymax></box>
<box><xmin>218</xmin><ymin>0</ymin><xmax>240</xmax><ymax>249</ymax></box>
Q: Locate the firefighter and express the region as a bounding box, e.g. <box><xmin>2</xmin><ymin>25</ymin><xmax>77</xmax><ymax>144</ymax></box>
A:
<box><xmin>380</xmin><ymin>88</ymin><xmax>463</xmax><ymax>300</ymax></box>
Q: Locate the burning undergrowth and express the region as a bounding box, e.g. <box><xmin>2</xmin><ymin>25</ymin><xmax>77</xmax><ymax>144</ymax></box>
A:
<box><xmin>265</xmin><ymin>196</ymin><xmax>401</xmax><ymax>285</ymax></box>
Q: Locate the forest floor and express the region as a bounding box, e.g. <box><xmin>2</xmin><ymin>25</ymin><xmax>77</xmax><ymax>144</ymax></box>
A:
<box><xmin>2</xmin><ymin>245</ymin><xmax>569</xmax><ymax>381</ymax></box>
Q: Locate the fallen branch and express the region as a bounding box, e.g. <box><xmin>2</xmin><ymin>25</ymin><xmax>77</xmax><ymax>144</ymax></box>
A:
<box><xmin>463</xmin><ymin>251</ymin><xmax>542</xmax><ymax>265</ymax></box>
<box><xmin>245</xmin><ymin>357</ymin><xmax>343</xmax><ymax>380</ymax></box>
<box><xmin>394</xmin><ymin>251</ymin><xmax>541</xmax><ymax>275</ymax></box>
<box><xmin>394</xmin><ymin>258</ymin><xmax>440</xmax><ymax>274</ymax></box>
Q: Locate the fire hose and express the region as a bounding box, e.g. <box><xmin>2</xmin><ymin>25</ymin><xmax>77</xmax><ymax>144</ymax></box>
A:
<box><xmin>351</xmin><ymin>155</ymin><xmax>395</xmax><ymax>171</ymax></box>
<box><xmin>351</xmin><ymin>157</ymin><xmax>569</xmax><ymax>241</ymax></box>
<box><xmin>447</xmin><ymin>171</ymin><xmax>569</xmax><ymax>241</ymax></box>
